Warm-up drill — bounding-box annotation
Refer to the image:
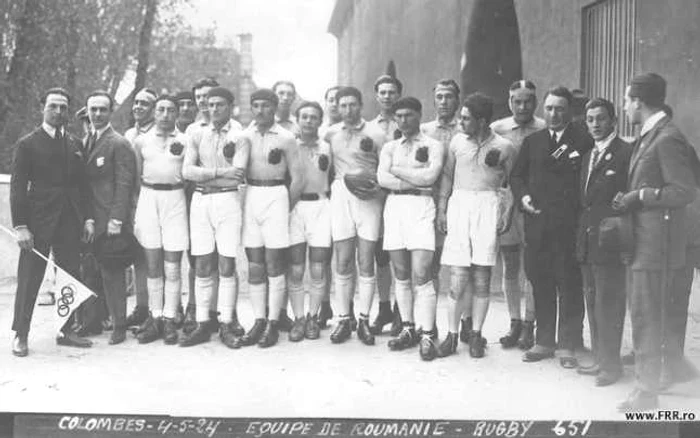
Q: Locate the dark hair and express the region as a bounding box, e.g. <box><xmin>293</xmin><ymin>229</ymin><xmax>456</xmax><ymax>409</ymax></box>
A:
<box><xmin>628</xmin><ymin>72</ymin><xmax>666</xmax><ymax>108</ymax></box>
<box><xmin>433</xmin><ymin>79</ymin><xmax>460</xmax><ymax>96</ymax></box>
<box><xmin>41</xmin><ymin>87</ymin><xmax>71</xmax><ymax>105</ymax></box>
<box><xmin>585</xmin><ymin>97</ymin><xmax>616</xmax><ymax>120</ymax></box>
<box><xmin>509</xmin><ymin>79</ymin><xmax>536</xmax><ymax>92</ymax></box>
<box><xmin>295</xmin><ymin>100</ymin><xmax>324</xmax><ymax>120</ymax></box>
<box><xmin>86</xmin><ymin>90</ymin><xmax>114</xmax><ymax>111</ymax></box>
<box><xmin>462</xmin><ymin>92</ymin><xmax>494</xmax><ymax>124</ymax></box>
<box><xmin>207</xmin><ymin>86</ymin><xmax>235</xmax><ymax>105</ymax></box>
<box><xmin>543</xmin><ymin>86</ymin><xmax>574</xmax><ymax>106</ymax></box>
<box><xmin>392</xmin><ymin>96</ymin><xmax>422</xmax><ymax>114</ymax></box>
<box><xmin>373</xmin><ymin>75</ymin><xmax>403</xmax><ymax>95</ymax></box>
<box><xmin>324</xmin><ymin>85</ymin><xmax>342</xmax><ymax>101</ymax></box>
<box><xmin>174</xmin><ymin>90</ymin><xmax>194</xmax><ymax>102</ymax></box>
<box><xmin>272</xmin><ymin>80</ymin><xmax>296</xmax><ymax>95</ymax></box>
<box><xmin>662</xmin><ymin>103</ymin><xmax>673</xmax><ymax>119</ymax></box>
<box><xmin>336</xmin><ymin>86</ymin><xmax>363</xmax><ymax>105</ymax></box>
<box><xmin>191</xmin><ymin>77</ymin><xmax>219</xmax><ymax>95</ymax></box>
<box><xmin>155</xmin><ymin>94</ymin><xmax>179</xmax><ymax>108</ymax></box>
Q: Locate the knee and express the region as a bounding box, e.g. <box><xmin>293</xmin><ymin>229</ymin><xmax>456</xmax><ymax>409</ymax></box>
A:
<box><xmin>163</xmin><ymin>261</ymin><xmax>180</xmax><ymax>281</ymax></box>
<box><xmin>358</xmin><ymin>252</ymin><xmax>375</xmax><ymax>277</ymax></box>
<box><xmin>308</xmin><ymin>262</ymin><xmax>325</xmax><ymax>282</ymax></box>
<box><xmin>248</xmin><ymin>262</ymin><xmax>266</xmax><ymax>284</ymax></box>
<box><xmin>195</xmin><ymin>259</ymin><xmax>213</xmax><ymax>278</ymax></box>
<box><xmin>219</xmin><ymin>259</ymin><xmax>236</xmax><ymax>278</ymax></box>
<box><xmin>413</xmin><ymin>265</ymin><xmax>432</xmax><ymax>286</ymax></box>
<box><xmin>502</xmin><ymin>251</ymin><xmax>520</xmax><ymax>279</ymax></box>
<box><xmin>473</xmin><ymin>266</ymin><xmax>491</xmax><ymax>297</ymax></box>
<box><xmin>449</xmin><ymin>271</ymin><xmax>467</xmax><ymax>300</ymax></box>
<box><xmin>288</xmin><ymin>263</ymin><xmax>305</xmax><ymax>285</ymax></box>
<box><xmin>375</xmin><ymin>247</ymin><xmax>390</xmax><ymax>267</ymax></box>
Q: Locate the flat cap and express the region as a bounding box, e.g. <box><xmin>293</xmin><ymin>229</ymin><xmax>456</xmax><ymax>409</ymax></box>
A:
<box><xmin>207</xmin><ymin>86</ymin><xmax>235</xmax><ymax>104</ymax></box>
<box><xmin>392</xmin><ymin>96</ymin><xmax>422</xmax><ymax>113</ymax></box>
<box><xmin>251</xmin><ymin>88</ymin><xmax>279</xmax><ymax>106</ymax></box>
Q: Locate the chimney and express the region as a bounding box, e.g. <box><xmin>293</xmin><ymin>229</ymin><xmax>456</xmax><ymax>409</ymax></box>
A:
<box><xmin>237</xmin><ymin>33</ymin><xmax>254</xmax><ymax>125</ymax></box>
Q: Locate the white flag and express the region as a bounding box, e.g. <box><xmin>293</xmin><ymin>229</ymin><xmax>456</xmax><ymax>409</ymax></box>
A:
<box><xmin>52</xmin><ymin>263</ymin><xmax>96</xmax><ymax>333</ymax></box>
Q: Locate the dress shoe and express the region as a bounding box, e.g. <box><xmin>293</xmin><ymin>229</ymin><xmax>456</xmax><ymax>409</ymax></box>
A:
<box><xmin>230</xmin><ymin>310</ymin><xmax>245</xmax><ymax>337</ymax></box>
<box><xmin>289</xmin><ymin>317</ymin><xmax>306</xmax><ymax>342</ymax></box>
<box><xmin>459</xmin><ymin>317</ymin><xmax>472</xmax><ymax>344</ymax></box>
<box><xmin>37</xmin><ymin>291</ymin><xmax>55</xmax><ymax>306</ymax></box>
<box><xmin>517</xmin><ymin>320</ymin><xmax>535</xmax><ymax>350</ymax></box>
<box><xmin>349</xmin><ymin>302</ymin><xmax>358</xmax><ymax>332</ymax></box>
<box><xmin>277</xmin><ymin>309</ymin><xmax>294</xmax><ymax>332</ymax></box>
<box><xmin>357</xmin><ymin>318</ymin><xmax>375</xmax><ymax>345</ymax></box>
<box><xmin>136</xmin><ymin>316</ymin><xmax>162</xmax><ymax>344</ymax></box>
<box><xmin>56</xmin><ymin>330</ymin><xmax>92</xmax><ymax>348</ymax></box>
<box><xmin>330</xmin><ymin>318</ymin><xmax>352</xmax><ymax>344</ymax></box>
<box><xmin>621</xmin><ymin>351</ymin><xmax>635</xmax><ymax>366</ymax></box>
<box><xmin>318</xmin><ymin>301</ymin><xmax>333</xmax><ymax>329</ymax></box>
<box><xmin>388</xmin><ymin>302</ymin><xmax>402</xmax><ymax>337</ymax></box>
<box><xmin>109</xmin><ymin>327</ymin><xmax>127</xmax><ymax>345</ymax></box>
<box><xmin>577</xmin><ymin>363</ymin><xmax>600</xmax><ymax>376</ymax></box>
<box><xmin>182</xmin><ymin>304</ymin><xmax>197</xmax><ymax>334</ymax></box>
<box><xmin>206</xmin><ymin>311</ymin><xmax>220</xmax><ymax>334</ymax></box>
<box><xmin>258</xmin><ymin>320</ymin><xmax>279</xmax><ymax>348</ymax></box>
<box><xmin>437</xmin><ymin>332</ymin><xmax>458</xmax><ymax>358</ymax></box>
<box><xmin>469</xmin><ymin>331</ymin><xmax>486</xmax><ymax>358</ymax></box>
<box><xmin>305</xmin><ymin>313</ymin><xmax>321</xmax><ymax>340</ymax></box>
<box><xmin>163</xmin><ymin>318</ymin><xmax>178</xmax><ymax>345</ymax></box>
<box><xmin>370</xmin><ymin>301</ymin><xmax>393</xmax><ymax>335</ymax></box>
<box><xmin>12</xmin><ymin>334</ymin><xmax>28</xmax><ymax>357</ymax></box>
<box><xmin>595</xmin><ymin>370</ymin><xmax>621</xmax><ymax>387</ymax></box>
<box><xmin>419</xmin><ymin>337</ymin><xmax>437</xmax><ymax>361</ymax></box>
<box><xmin>126</xmin><ymin>305</ymin><xmax>149</xmax><ymax>328</ymax></box>
<box><xmin>617</xmin><ymin>389</ymin><xmax>658</xmax><ymax>412</ymax></box>
<box><xmin>178</xmin><ymin>322</ymin><xmax>211</xmax><ymax>347</ymax></box>
<box><xmin>499</xmin><ymin>319</ymin><xmax>522</xmax><ymax>349</ymax></box>
<box><xmin>522</xmin><ymin>345</ymin><xmax>555</xmax><ymax>362</ymax></box>
<box><xmin>240</xmin><ymin>318</ymin><xmax>267</xmax><ymax>346</ymax></box>
<box><xmin>388</xmin><ymin>326</ymin><xmax>417</xmax><ymax>351</ymax></box>
<box><xmin>560</xmin><ymin>351</ymin><xmax>578</xmax><ymax>369</ymax></box>
<box><xmin>219</xmin><ymin>322</ymin><xmax>243</xmax><ymax>349</ymax></box>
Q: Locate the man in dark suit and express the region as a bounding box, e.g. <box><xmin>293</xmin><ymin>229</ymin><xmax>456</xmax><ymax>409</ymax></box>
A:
<box><xmin>614</xmin><ymin>73</ymin><xmax>698</xmax><ymax>411</ymax></box>
<box><xmin>575</xmin><ymin>98</ymin><xmax>632</xmax><ymax>386</ymax></box>
<box><xmin>511</xmin><ymin>86</ymin><xmax>593</xmax><ymax>368</ymax></box>
<box><xmin>83</xmin><ymin>90</ymin><xmax>138</xmax><ymax>345</ymax></box>
<box><xmin>10</xmin><ymin>87</ymin><xmax>93</xmax><ymax>356</ymax></box>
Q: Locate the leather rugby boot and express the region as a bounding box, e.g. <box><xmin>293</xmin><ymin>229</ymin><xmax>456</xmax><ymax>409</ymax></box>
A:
<box><xmin>231</xmin><ymin>310</ymin><xmax>245</xmax><ymax>337</ymax></box>
<box><xmin>56</xmin><ymin>330</ymin><xmax>92</xmax><ymax>348</ymax></box>
<box><xmin>419</xmin><ymin>335</ymin><xmax>438</xmax><ymax>361</ymax></box>
<box><xmin>437</xmin><ymin>332</ymin><xmax>458</xmax><ymax>358</ymax></box>
<box><xmin>182</xmin><ymin>304</ymin><xmax>197</xmax><ymax>334</ymax></box>
<box><xmin>207</xmin><ymin>311</ymin><xmax>220</xmax><ymax>334</ymax></box>
<box><xmin>305</xmin><ymin>313</ymin><xmax>320</xmax><ymax>340</ymax></box>
<box><xmin>318</xmin><ymin>301</ymin><xmax>333</xmax><ymax>329</ymax></box>
<box><xmin>219</xmin><ymin>322</ymin><xmax>243</xmax><ymax>349</ymax></box>
<box><xmin>417</xmin><ymin>325</ymin><xmax>439</xmax><ymax>341</ymax></box>
<box><xmin>357</xmin><ymin>317</ymin><xmax>375</xmax><ymax>346</ymax></box>
<box><xmin>389</xmin><ymin>302</ymin><xmax>403</xmax><ymax>337</ymax></box>
<box><xmin>137</xmin><ymin>316</ymin><xmax>162</xmax><ymax>344</ymax></box>
<box><xmin>109</xmin><ymin>326</ymin><xmax>127</xmax><ymax>345</ymax></box>
<box><xmin>499</xmin><ymin>319</ymin><xmax>522</xmax><ymax>349</ymax></box>
<box><xmin>163</xmin><ymin>318</ymin><xmax>178</xmax><ymax>345</ymax></box>
<box><xmin>258</xmin><ymin>320</ymin><xmax>279</xmax><ymax>348</ymax></box>
<box><xmin>241</xmin><ymin>318</ymin><xmax>267</xmax><ymax>346</ymax></box>
<box><xmin>459</xmin><ymin>317</ymin><xmax>473</xmax><ymax>344</ymax></box>
<box><xmin>517</xmin><ymin>320</ymin><xmax>535</xmax><ymax>350</ymax></box>
<box><xmin>469</xmin><ymin>330</ymin><xmax>486</xmax><ymax>358</ymax></box>
<box><xmin>621</xmin><ymin>351</ymin><xmax>635</xmax><ymax>366</ymax></box>
<box><xmin>370</xmin><ymin>301</ymin><xmax>393</xmax><ymax>335</ymax></box>
<box><xmin>126</xmin><ymin>305</ymin><xmax>149</xmax><ymax>328</ymax></box>
<box><xmin>349</xmin><ymin>302</ymin><xmax>358</xmax><ymax>332</ymax></box>
<box><xmin>330</xmin><ymin>318</ymin><xmax>352</xmax><ymax>344</ymax></box>
<box><xmin>178</xmin><ymin>322</ymin><xmax>211</xmax><ymax>347</ymax></box>
<box><xmin>388</xmin><ymin>325</ymin><xmax>418</xmax><ymax>351</ymax></box>
<box><xmin>289</xmin><ymin>316</ymin><xmax>306</xmax><ymax>342</ymax></box>
<box><xmin>277</xmin><ymin>309</ymin><xmax>294</xmax><ymax>332</ymax></box>
<box><xmin>12</xmin><ymin>333</ymin><xmax>28</xmax><ymax>357</ymax></box>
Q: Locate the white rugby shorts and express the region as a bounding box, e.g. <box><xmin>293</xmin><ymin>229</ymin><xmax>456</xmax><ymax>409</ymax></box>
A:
<box><xmin>290</xmin><ymin>197</ymin><xmax>332</xmax><ymax>248</ymax></box>
<box><xmin>134</xmin><ymin>186</ymin><xmax>189</xmax><ymax>251</ymax></box>
<box><xmin>243</xmin><ymin>185</ymin><xmax>290</xmax><ymax>249</ymax></box>
<box><xmin>189</xmin><ymin>190</ymin><xmax>242</xmax><ymax>257</ymax></box>
<box><xmin>441</xmin><ymin>190</ymin><xmax>499</xmax><ymax>267</ymax></box>
<box><xmin>383</xmin><ymin>193</ymin><xmax>435</xmax><ymax>251</ymax></box>
<box><xmin>330</xmin><ymin>179</ymin><xmax>382</xmax><ymax>242</ymax></box>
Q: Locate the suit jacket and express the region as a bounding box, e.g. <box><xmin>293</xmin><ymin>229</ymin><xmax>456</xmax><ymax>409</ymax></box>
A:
<box><xmin>627</xmin><ymin>117</ymin><xmax>698</xmax><ymax>270</ymax></box>
<box><xmin>10</xmin><ymin>127</ymin><xmax>90</xmax><ymax>242</ymax></box>
<box><xmin>84</xmin><ymin>126</ymin><xmax>137</xmax><ymax>236</ymax></box>
<box><xmin>511</xmin><ymin>123</ymin><xmax>594</xmax><ymax>252</ymax></box>
<box><xmin>575</xmin><ymin>136</ymin><xmax>632</xmax><ymax>264</ymax></box>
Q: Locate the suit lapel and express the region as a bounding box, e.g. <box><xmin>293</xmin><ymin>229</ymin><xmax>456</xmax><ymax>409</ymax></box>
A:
<box><xmin>629</xmin><ymin>118</ymin><xmax>668</xmax><ymax>177</ymax></box>
<box><xmin>88</xmin><ymin>127</ymin><xmax>112</xmax><ymax>163</ymax></box>
<box><xmin>585</xmin><ymin>138</ymin><xmax>621</xmax><ymax>199</ymax></box>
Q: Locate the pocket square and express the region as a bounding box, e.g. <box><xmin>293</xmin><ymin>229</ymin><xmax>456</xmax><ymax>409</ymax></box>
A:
<box><xmin>96</xmin><ymin>157</ymin><xmax>105</xmax><ymax>167</ymax></box>
<box><xmin>605</xmin><ymin>169</ymin><xmax>616</xmax><ymax>176</ymax></box>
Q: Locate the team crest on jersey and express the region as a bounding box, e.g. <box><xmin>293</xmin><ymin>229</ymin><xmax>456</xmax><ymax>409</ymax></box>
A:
<box><xmin>169</xmin><ymin>141</ymin><xmax>184</xmax><ymax>156</ymax></box>
<box><xmin>268</xmin><ymin>148</ymin><xmax>282</xmax><ymax>164</ymax></box>
<box><xmin>359</xmin><ymin>136</ymin><xmax>373</xmax><ymax>152</ymax></box>
<box><xmin>318</xmin><ymin>154</ymin><xmax>329</xmax><ymax>171</ymax></box>
<box><xmin>223</xmin><ymin>141</ymin><xmax>236</xmax><ymax>160</ymax></box>
<box><xmin>415</xmin><ymin>146</ymin><xmax>429</xmax><ymax>163</ymax></box>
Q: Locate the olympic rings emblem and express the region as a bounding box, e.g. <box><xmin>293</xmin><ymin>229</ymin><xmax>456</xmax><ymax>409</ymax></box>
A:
<box><xmin>57</xmin><ymin>284</ymin><xmax>76</xmax><ymax>317</ymax></box>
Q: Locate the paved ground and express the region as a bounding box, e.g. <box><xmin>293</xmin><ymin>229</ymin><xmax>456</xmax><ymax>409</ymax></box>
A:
<box><xmin>1</xmin><ymin>278</ymin><xmax>699</xmax><ymax>422</ymax></box>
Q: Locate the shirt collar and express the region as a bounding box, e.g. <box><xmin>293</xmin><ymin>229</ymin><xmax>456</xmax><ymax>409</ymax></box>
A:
<box><xmin>594</xmin><ymin>130</ymin><xmax>616</xmax><ymax>152</ymax></box>
<box><xmin>435</xmin><ymin>116</ymin><xmax>458</xmax><ymax>129</ymax></box>
<box><xmin>155</xmin><ymin>128</ymin><xmax>177</xmax><ymax>138</ymax></box>
<box><xmin>510</xmin><ymin>116</ymin><xmax>538</xmax><ymax>130</ymax></box>
<box><xmin>42</xmin><ymin>122</ymin><xmax>64</xmax><ymax>138</ymax></box>
<box><xmin>135</xmin><ymin>120</ymin><xmax>155</xmax><ymax>133</ymax></box>
<box><xmin>342</xmin><ymin>119</ymin><xmax>366</xmax><ymax>132</ymax></box>
<box><xmin>92</xmin><ymin>124</ymin><xmax>111</xmax><ymax>140</ymax></box>
<box><xmin>374</xmin><ymin>113</ymin><xmax>394</xmax><ymax>124</ymax></box>
<box><xmin>209</xmin><ymin>120</ymin><xmax>231</xmax><ymax>133</ymax></box>
<box><xmin>549</xmin><ymin>123</ymin><xmax>569</xmax><ymax>142</ymax></box>
<box><xmin>468</xmin><ymin>129</ymin><xmax>495</xmax><ymax>146</ymax></box>
<box><xmin>640</xmin><ymin>111</ymin><xmax>666</xmax><ymax>138</ymax></box>
<box><xmin>275</xmin><ymin>114</ymin><xmax>293</xmax><ymax>124</ymax></box>
<box><xmin>400</xmin><ymin>131</ymin><xmax>424</xmax><ymax>144</ymax></box>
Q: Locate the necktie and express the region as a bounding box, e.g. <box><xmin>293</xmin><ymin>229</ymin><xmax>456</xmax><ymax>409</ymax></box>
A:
<box><xmin>585</xmin><ymin>148</ymin><xmax>601</xmax><ymax>193</ymax></box>
<box><xmin>55</xmin><ymin>129</ymin><xmax>62</xmax><ymax>141</ymax></box>
<box><xmin>86</xmin><ymin>132</ymin><xmax>96</xmax><ymax>155</ymax></box>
